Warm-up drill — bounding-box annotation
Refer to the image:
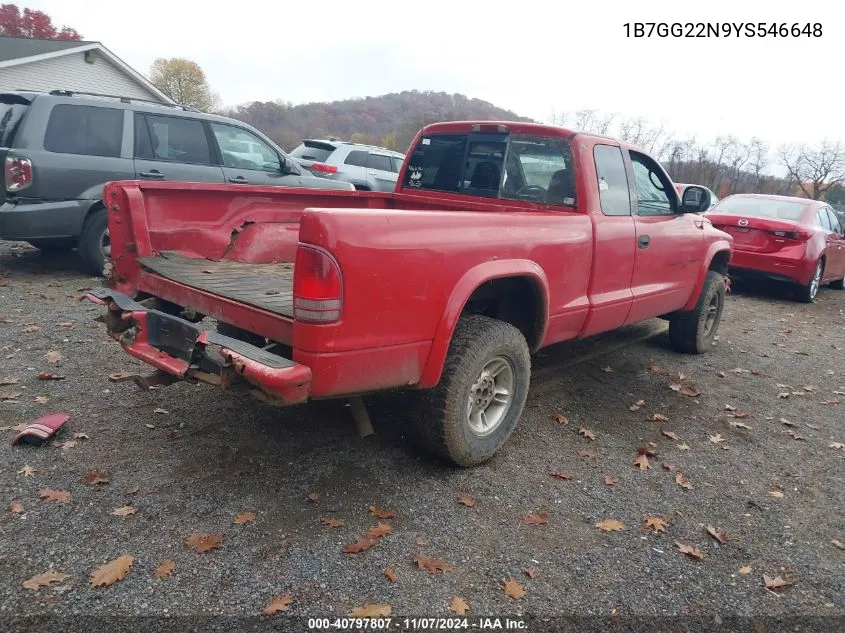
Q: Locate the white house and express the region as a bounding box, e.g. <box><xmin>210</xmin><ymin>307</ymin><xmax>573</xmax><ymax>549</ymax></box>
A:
<box><xmin>0</xmin><ymin>36</ymin><xmax>173</xmax><ymax>103</ymax></box>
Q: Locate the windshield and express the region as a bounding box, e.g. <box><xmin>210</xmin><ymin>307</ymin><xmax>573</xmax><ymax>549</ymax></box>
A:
<box><xmin>711</xmin><ymin>196</ymin><xmax>808</xmax><ymax>221</ymax></box>
<box><xmin>403</xmin><ymin>132</ymin><xmax>575</xmax><ymax>206</ymax></box>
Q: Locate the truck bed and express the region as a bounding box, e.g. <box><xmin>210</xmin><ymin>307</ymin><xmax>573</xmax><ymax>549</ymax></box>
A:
<box><xmin>137</xmin><ymin>251</ymin><xmax>294</xmax><ymax>318</ymax></box>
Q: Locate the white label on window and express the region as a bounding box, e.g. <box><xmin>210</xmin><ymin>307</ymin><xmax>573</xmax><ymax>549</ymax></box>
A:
<box><xmin>599</xmin><ymin>178</ymin><xmax>609</xmax><ymax>191</ymax></box>
<box><xmin>421</xmin><ymin>138</ymin><xmax>431</xmax><ymax>145</ymax></box>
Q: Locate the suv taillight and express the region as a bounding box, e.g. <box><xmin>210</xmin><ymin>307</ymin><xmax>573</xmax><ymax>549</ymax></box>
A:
<box><xmin>293</xmin><ymin>245</ymin><xmax>342</xmax><ymax>323</ymax></box>
<box><xmin>5</xmin><ymin>156</ymin><xmax>33</xmax><ymax>192</ymax></box>
<box><xmin>308</xmin><ymin>162</ymin><xmax>338</xmax><ymax>175</ymax></box>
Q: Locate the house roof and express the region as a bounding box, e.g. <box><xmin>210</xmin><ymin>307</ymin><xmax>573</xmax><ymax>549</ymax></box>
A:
<box><xmin>0</xmin><ymin>36</ymin><xmax>175</xmax><ymax>104</ymax></box>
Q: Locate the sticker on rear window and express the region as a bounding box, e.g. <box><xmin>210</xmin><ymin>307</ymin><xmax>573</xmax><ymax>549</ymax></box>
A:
<box><xmin>408</xmin><ymin>166</ymin><xmax>423</xmax><ymax>187</ymax></box>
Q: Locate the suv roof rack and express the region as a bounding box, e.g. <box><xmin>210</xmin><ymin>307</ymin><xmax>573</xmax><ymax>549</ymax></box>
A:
<box><xmin>46</xmin><ymin>89</ymin><xmax>200</xmax><ymax>112</ymax></box>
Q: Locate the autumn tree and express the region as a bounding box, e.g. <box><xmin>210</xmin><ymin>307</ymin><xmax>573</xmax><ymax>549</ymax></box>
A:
<box><xmin>148</xmin><ymin>58</ymin><xmax>220</xmax><ymax>112</ymax></box>
<box><xmin>778</xmin><ymin>141</ymin><xmax>845</xmax><ymax>200</ymax></box>
<box><xmin>0</xmin><ymin>4</ymin><xmax>81</xmax><ymax>39</ymax></box>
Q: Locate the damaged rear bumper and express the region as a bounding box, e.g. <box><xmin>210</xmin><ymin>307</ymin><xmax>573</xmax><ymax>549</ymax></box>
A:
<box><xmin>84</xmin><ymin>288</ymin><xmax>311</xmax><ymax>405</ymax></box>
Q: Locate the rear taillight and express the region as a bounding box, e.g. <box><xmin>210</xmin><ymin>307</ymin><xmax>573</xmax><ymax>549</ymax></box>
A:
<box><xmin>308</xmin><ymin>162</ymin><xmax>338</xmax><ymax>175</ymax></box>
<box><xmin>293</xmin><ymin>245</ymin><xmax>342</xmax><ymax>323</ymax></box>
<box><xmin>5</xmin><ymin>156</ymin><xmax>32</xmax><ymax>192</ymax></box>
<box><xmin>771</xmin><ymin>230</ymin><xmax>811</xmax><ymax>241</ymax></box>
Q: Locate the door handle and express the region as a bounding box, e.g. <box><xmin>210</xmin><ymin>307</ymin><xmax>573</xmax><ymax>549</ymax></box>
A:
<box><xmin>139</xmin><ymin>170</ymin><xmax>164</xmax><ymax>179</ymax></box>
<box><xmin>638</xmin><ymin>235</ymin><xmax>650</xmax><ymax>249</ymax></box>
<box><xmin>228</xmin><ymin>176</ymin><xmax>249</xmax><ymax>184</ymax></box>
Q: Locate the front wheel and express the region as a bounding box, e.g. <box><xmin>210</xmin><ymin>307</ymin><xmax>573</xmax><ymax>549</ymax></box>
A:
<box><xmin>668</xmin><ymin>270</ymin><xmax>726</xmax><ymax>354</ymax></box>
<box><xmin>796</xmin><ymin>259</ymin><xmax>823</xmax><ymax>303</ymax></box>
<box><xmin>415</xmin><ymin>314</ymin><xmax>530</xmax><ymax>467</ymax></box>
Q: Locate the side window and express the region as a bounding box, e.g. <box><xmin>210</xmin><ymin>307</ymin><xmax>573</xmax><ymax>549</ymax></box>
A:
<box><xmin>824</xmin><ymin>208</ymin><xmax>841</xmax><ymax>234</ymax></box>
<box><xmin>210</xmin><ymin>123</ymin><xmax>280</xmax><ymax>172</ymax></box>
<box><xmin>44</xmin><ymin>104</ymin><xmax>122</xmax><ymax>157</ymax></box>
<box><xmin>629</xmin><ymin>151</ymin><xmax>674</xmax><ymax>216</ymax></box>
<box><xmin>344</xmin><ymin>150</ymin><xmax>369</xmax><ymax>168</ymax></box>
<box><xmin>368</xmin><ymin>153</ymin><xmax>393</xmax><ymax>172</ymax></box>
<box><xmin>593</xmin><ymin>144</ymin><xmax>631</xmax><ymax>216</ymax></box>
<box><xmin>389</xmin><ymin>157</ymin><xmax>402</xmax><ymax>173</ymax></box>
<box><xmin>136</xmin><ymin>114</ymin><xmax>212</xmax><ymax>165</ymax></box>
<box><xmin>814</xmin><ymin>210</ymin><xmax>830</xmax><ymax>230</ymax></box>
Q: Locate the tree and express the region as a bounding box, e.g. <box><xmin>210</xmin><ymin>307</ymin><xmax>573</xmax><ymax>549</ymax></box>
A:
<box><xmin>778</xmin><ymin>141</ymin><xmax>845</xmax><ymax>200</ymax></box>
<box><xmin>0</xmin><ymin>4</ymin><xmax>81</xmax><ymax>39</ymax></box>
<box><xmin>148</xmin><ymin>58</ymin><xmax>220</xmax><ymax>112</ymax></box>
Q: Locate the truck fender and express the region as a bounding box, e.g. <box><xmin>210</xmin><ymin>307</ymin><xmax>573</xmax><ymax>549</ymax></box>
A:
<box><xmin>680</xmin><ymin>240</ymin><xmax>732</xmax><ymax>312</ymax></box>
<box><xmin>417</xmin><ymin>260</ymin><xmax>550</xmax><ymax>389</ymax></box>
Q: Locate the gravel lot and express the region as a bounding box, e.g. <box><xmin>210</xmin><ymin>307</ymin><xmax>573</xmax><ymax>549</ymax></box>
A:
<box><xmin>1</xmin><ymin>242</ymin><xmax>843</xmax><ymax>632</ymax></box>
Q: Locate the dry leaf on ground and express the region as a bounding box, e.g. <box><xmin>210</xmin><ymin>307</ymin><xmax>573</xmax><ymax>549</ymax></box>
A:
<box><xmin>706</xmin><ymin>525</ymin><xmax>728</xmax><ymax>544</ymax></box>
<box><xmin>551</xmin><ymin>471</ymin><xmax>572</xmax><ymax>480</ymax></box>
<box><xmin>643</xmin><ymin>517</ymin><xmax>668</xmax><ymax>533</ymax></box>
<box><xmin>384</xmin><ymin>567</ymin><xmax>396</xmax><ymax>582</ymax></box>
<box><xmin>84</xmin><ymin>469</ymin><xmax>110</xmax><ymax>486</ymax></box>
<box><xmin>503</xmin><ymin>577</ymin><xmax>526</xmax><ymax>599</ymax></box>
<box><xmin>307</xmin><ymin>493</ymin><xmax>320</xmax><ymax>502</ymax></box>
<box><xmin>675</xmin><ymin>542</ymin><xmax>704</xmax><ymax>560</ymax></box>
<box><xmin>457</xmin><ymin>493</ymin><xmax>476</xmax><ymax>507</ymax></box>
<box><xmin>40</xmin><ymin>489</ymin><xmax>71</xmax><ymax>503</ymax></box>
<box><xmin>578</xmin><ymin>448</ymin><xmax>598</xmax><ymax>458</ymax></box>
<box><xmin>601</xmin><ymin>366</ymin><xmax>614</xmax><ymax>373</ymax></box>
<box><xmin>552</xmin><ymin>413</ymin><xmax>568</xmax><ymax>424</ymax></box>
<box><xmin>320</xmin><ymin>518</ymin><xmax>344</xmax><ymax>528</ymax></box>
<box><xmin>234</xmin><ymin>512</ymin><xmax>256</xmax><ymax>525</ymax></box>
<box><xmin>768</xmin><ymin>490</ymin><xmax>784</xmax><ymax>499</ymax></box>
<box><xmin>450</xmin><ymin>596</ymin><xmax>469</xmax><ymax>615</ymax></box>
<box><xmin>18</xmin><ymin>465</ymin><xmax>36</xmax><ymax>477</ymax></box>
<box><xmin>662</xmin><ymin>430</ymin><xmax>679</xmax><ymax>440</ymax></box>
<box><xmin>44</xmin><ymin>350</ymin><xmax>63</xmax><ymax>365</ymax></box>
<box><xmin>350</xmin><ymin>604</ymin><xmax>391</xmax><ymax>618</ymax></box>
<box><xmin>678</xmin><ymin>443</ymin><xmax>691</xmax><ymax>451</ymax></box>
<box><xmin>662</xmin><ymin>462</ymin><xmax>678</xmax><ymax>471</ymax></box>
<box><xmin>10</xmin><ymin>500</ymin><xmax>24</xmax><ymax>513</ymax></box>
<box><xmin>123</xmin><ymin>486</ymin><xmax>140</xmax><ymax>496</ymax></box>
<box><xmin>675</xmin><ymin>474</ymin><xmax>693</xmax><ymax>490</ymax></box>
<box><xmin>263</xmin><ymin>594</ymin><xmax>293</xmax><ymax>615</ymax></box>
<box><xmin>830</xmin><ymin>539</ymin><xmax>844</xmax><ymax>550</ymax></box>
<box><xmin>412</xmin><ymin>554</ymin><xmax>454</xmax><ymax>574</ymax></box>
<box><xmin>633</xmin><ymin>454</ymin><xmax>650</xmax><ymax>470</ymax></box>
<box><xmin>522</xmin><ymin>512</ymin><xmax>549</xmax><ymax>525</ymax></box>
<box><xmin>0</xmin><ymin>388</ymin><xmax>23</xmax><ymax>400</ymax></box>
<box><xmin>763</xmin><ymin>574</ymin><xmax>793</xmax><ymax>590</ymax></box>
<box><xmin>596</xmin><ymin>519</ymin><xmax>625</xmax><ymax>532</ymax></box>
<box><xmin>604</xmin><ymin>475</ymin><xmax>618</xmax><ymax>486</ymax></box>
<box><xmin>342</xmin><ymin>536</ymin><xmax>378</xmax><ymax>554</ymax></box>
<box><xmin>369</xmin><ymin>505</ymin><xmax>395</xmax><ymax>519</ymax></box>
<box><xmin>90</xmin><ymin>555</ymin><xmax>133</xmax><ymax>587</ymax></box>
<box><xmin>23</xmin><ymin>571</ymin><xmax>70</xmax><ymax>590</ymax></box>
<box><xmin>0</xmin><ymin>376</ymin><xmax>19</xmax><ymax>385</ymax></box>
<box><xmin>368</xmin><ymin>522</ymin><xmax>393</xmax><ymax>538</ymax></box>
<box><xmin>648</xmin><ymin>413</ymin><xmax>668</xmax><ymax>422</ymax></box>
<box><xmin>709</xmin><ymin>434</ymin><xmax>726</xmax><ymax>444</ymax></box>
<box><xmin>670</xmin><ymin>383</ymin><xmax>701</xmax><ymax>397</ymax></box>
<box><xmin>185</xmin><ymin>533</ymin><xmax>223</xmax><ymax>554</ymax></box>
<box><xmin>155</xmin><ymin>560</ymin><xmax>175</xmax><ymax>579</ymax></box>
<box><xmin>112</xmin><ymin>505</ymin><xmax>136</xmax><ymax>518</ymax></box>
<box><xmin>629</xmin><ymin>399</ymin><xmax>645</xmax><ymax>411</ymax></box>
<box><xmin>523</xmin><ymin>567</ymin><xmax>540</xmax><ymax>578</ymax></box>
<box><xmin>739</xmin><ymin>566</ymin><xmax>753</xmax><ymax>575</ymax></box>
<box><xmin>579</xmin><ymin>427</ymin><xmax>596</xmax><ymax>440</ymax></box>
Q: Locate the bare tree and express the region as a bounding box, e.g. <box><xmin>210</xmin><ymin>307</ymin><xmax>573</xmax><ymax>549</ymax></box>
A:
<box><xmin>778</xmin><ymin>141</ymin><xmax>845</xmax><ymax>199</ymax></box>
<box><xmin>747</xmin><ymin>138</ymin><xmax>769</xmax><ymax>192</ymax></box>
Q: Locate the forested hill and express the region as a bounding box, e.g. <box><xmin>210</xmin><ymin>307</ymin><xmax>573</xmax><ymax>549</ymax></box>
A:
<box><xmin>223</xmin><ymin>90</ymin><xmax>536</xmax><ymax>153</ymax></box>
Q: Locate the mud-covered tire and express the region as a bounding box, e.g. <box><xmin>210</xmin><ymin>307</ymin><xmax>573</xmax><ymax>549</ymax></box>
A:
<box><xmin>78</xmin><ymin>207</ymin><xmax>109</xmax><ymax>276</ymax></box>
<box><xmin>668</xmin><ymin>270</ymin><xmax>726</xmax><ymax>354</ymax></box>
<box><xmin>215</xmin><ymin>322</ymin><xmax>266</xmax><ymax>348</ymax></box>
<box><xmin>415</xmin><ymin>314</ymin><xmax>531</xmax><ymax>467</ymax></box>
<box><xmin>796</xmin><ymin>259</ymin><xmax>823</xmax><ymax>303</ymax></box>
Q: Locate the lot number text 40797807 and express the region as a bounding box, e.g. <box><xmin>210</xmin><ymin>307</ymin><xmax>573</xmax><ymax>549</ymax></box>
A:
<box><xmin>623</xmin><ymin>22</ymin><xmax>822</xmax><ymax>38</ymax></box>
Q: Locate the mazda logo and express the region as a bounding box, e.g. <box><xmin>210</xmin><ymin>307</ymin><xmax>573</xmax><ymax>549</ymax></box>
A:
<box><xmin>738</xmin><ymin>219</ymin><xmax>749</xmax><ymax>227</ymax></box>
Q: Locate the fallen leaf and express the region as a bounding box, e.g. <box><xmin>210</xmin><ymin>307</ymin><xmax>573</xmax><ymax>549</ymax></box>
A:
<box><xmin>368</xmin><ymin>522</ymin><xmax>393</xmax><ymax>539</ymax></box>
<box><xmin>647</xmin><ymin>413</ymin><xmax>668</xmax><ymax>422</ymax></box>
<box><xmin>670</xmin><ymin>383</ymin><xmax>701</xmax><ymax>397</ymax></box>
<box><xmin>831</xmin><ymin>539</ymin><xmax>844</xmax><ymax>550</ymax></box>
<box><xmin>40</xmin><ymin>489</ymin><xmax>71</xmax><ymax>503</ymax></box>
<box><xmin>84</xmin><ymin>469</ymin><xmax>110</xmax><ymax>486</ymax></box>
<box><xmin>551</xmin><ymin>471</ymin><xmax>572</xmax><ymax>480</ymax></box>
<box><xmin>503</xmin><ymin>577</ymin><xmax>526</xmax><ymax>600</ymax></box>
<box><xmin>307</xmin><ymin>492</ymin><xmax>320</xmax><ymax>502</ymax></box>
<box><xmin>522</xmin><ymin>567</ymin><xmax>540</xmax><ymax>579</ymax></box>
<box><xmin>829</xmin><ymin>443</ymin><xmax>844</xmax><ymax>450</ymax></box>
<box><xmin>675</xmin><ymin>541</ymin><xmax>704</xmax><ymax>561</ymax></box>
<box><xmin>643</xmin><ymin>516</ymin><xmax>668</xmax><ymax>533</ymax></box>
<box><xmin>457</xmin><ymin>493</ymin><xmax>476</xmax><ymax>507</ymax></box>
<box><xmin>349</xmin><ymin>604</ymin><xmax>391</xmax><ymax>618</ymax></box>
<box><xmin>763</xmin><ymin>574</ymin><xmax>793</xmax><ymax>590</ymax></box>
<box><xmin>0</xmin><ymin>376</ymin><xmax>19</xmax><ymax>385</ymax></box>
<box><xmin>648</xmin><ymin>363</ymin><xmax>665</xmax><ymax>374</ymax></box>
<box><xmin>768</xmin><ymin>490</ymin><xmax>784</xmax><ymax>499</ymax></box>
<box><xmin>23</xmin><ymin>325</ymin><xmax>40</xmax><ymax>333</ymax></box>
<box><xmin>185</xmin><ymin>533</ymin><xmax>223</xmax><ymax>554</ymax></box>
<box><xmin>822</xmin><ymin>399</ymin><xmax>841</xmax><ymax>405</ymax></box>
<box><xmin>678</xmin><ymin>372</ymin><xmax>690</xmax><ymax>381</ymax></box>
<box><xmin>153</xmin><ymin>407</ymin><xmax>168</xmax><ymax>415</ymax></box>
<box><xmin>449</xmin><ymin>596</ymin><xmax>469</xmax><ymax>615</ymax></box>
<box><xmin>725</xmin><ymin>404</ymin><xmax>736</xmax><ymax>411</ymax></box>
<box><xmin>601</xmin><ymin>366</ymin><xmax>614</xmax><ymax>373</ymax></box>
<box><xmin>58</xmin><ymin>321</ymin><xmax>75</xmax><ymax>328</ymax></box>
<box><xmin>579</xmin><ymin>427</ymin><xmax>596</xmax><ymax>441</ymax></box>
<box><xmin>552</xmin><ymin>413</ymin><xmax>568</xmax><ymax>424</ymax></box>
<box><xmin>778</xmin><ymin>392</ymin><xmax>790</xmax><ymax>399</ymax></box>
<box><xmin>384</xmin><ymin>567</ymin><xmax>396</xmax><ymax>582</ymax></box>
<box><xmin>522</xmin><ymin>512</ymin><xmax>549</xmax><ymax>525</ymax></box>
<box><xmin>23</xmin><ymin>571</ymin><xmax>70</xmax><ymax>590</ymax></box>
<box><xmin>123</xmin><ymin>486</ymin><xmax>140</xmax><ymax>496</ymax></box>
<box><xmin>144</xmin><ymin>423</ymin><xmax>155</xmax><ymax>429</ymax></box>
<box><xmin>234</xmin><ymin>511</ymin><xmax>256</xmax><ymax>525</ymax></box>
<box><xmin>662</xmin><ymin>430</ymin><xmax>679</xmax><ymax>441</ymax></box>
<box><xmin>633</xmin><ymin>454</ymin><xmax>650</xmax><ymax>470</ymax></box>
<box><xmin>72</xmin><ymin>432</ymin><xmax>89</xmax><ymax>440</ymax></box>
<box><xmin>90</xmin><ymin>555</ymin><xmax>133</xmax><ymax>588</ymax></box>
<box><xmin>578</xmin><ymin>448</ymin><xmax>598</xmax><ymax>458</ymax></box>
<box><xmin>780</xmin><ymin>418</ymin><xmax>796</xmax><ymax>427</ymax></box>
<box><xmin>18</xmin><ymin>465</ymin><xmax>36</xmax><ymax>477</ymax></box>
<box><xmin>739</xmin><ymin>566</ymin><xmax>753</xmax><ymax>575</ymax></box>
<box><xmin>786</xmin><ymin>430</ymin><xmax>806</xmax><ymax>441</ymax></box>
<box><xmin>0</xmin><ymin>388</ymin><xmax>23</xmax><ymax>400</ymax></box>
<box><xmin>342</xmin><ymin>536</ymin><xmax>378</xmax><ymax>554</ymax></box>
<box><xmin>34</xmin><ymin>396</ymin><xmax>49</xmax><ymax>404</ymax></box>
<box><xmin>728</xmin><ymin>410</ymin><xmax>750</xmax><ymax>419</ymax></box>
<box><xmin>155</xmin><ymin>560</ymin><xmax>175</xmax><ymax>579</ymax></box>
<box><xmin>661</xmin><ymin>462</ymin><xmax>678</xmax><ymax>471</ymax></box>
<box><xmin>320</xmin><ymin>518</ymin><xmax>344</xmax><ymax>528</ymax></box>
<box><xmin>112</xmin><ymin>505</ymin><xmax>136</xmax><ymax>518</ymax></box>
<box><xmin>675</xmin><ymin>474</ymin><xmax>693</xmax><ymax>490</ymax></box>
<box><xmin>596</xmin><ymin>519</ymin><xmax>625</xmax><ymax>532</ymax></box>
<box><xmin>263</xmin><ymin>594</ymin><xmax>293</xmax><ymax>615</ymax></box>
<box><xmin>706</xmin><ymin>525</ymin><xmax>728</xmax><ymax>544</ymax></box>
<box><xmin>709</xmin><ymin>434</ymin><xmax>726</xmax><ymax>444</ymax></box>
<box><xmin>10</xmin><ymin>500</ymin><xmax>24</xmax><ymax>513</ymax></box>
<box><xmin>604</xmin><ymin>475</ymin><xmax>618</xmax><ymax>486</ymax></box>
<box><xmin>728</xmin><ymin>420</ymin><xmax>753</xmax><ymax>429</ymax></box>
<box><xmin>678</xmin><ymin>443</ymin><xmax>691</xmax><ymax>451</ymax></box>
<box><xmin>637</xmin><ymin>444</ymin><xmax>657</xmax><ymax>456</ymax></box>
<box><xmin>415</xmin><ymin>537</ymin><xmax>428</xmax><ymax>546</ymax></box>
<box><xmin>629</xmin><ymin>399</ymin><xmax>645</xmax><ymax>411</ymax></box>
<box><xmin>44</xmin><ymin>350</ymin><xmax>62</xmax><ymax>365</ymax></box>
<box><xmin>413</xmin><ymin>554</ymin><xmax>454</xmax><ymax>574</ymax></box>
<box><xmin>369</xmin><ymin>505</ymin><xmax>395</xmax><ymax>519</ymax></box>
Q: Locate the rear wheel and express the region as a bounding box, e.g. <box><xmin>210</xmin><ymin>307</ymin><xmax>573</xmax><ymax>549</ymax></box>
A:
<box><xmin>28</xmin><ymin>238</ymin><xmax>76</xmax><ymax>252</ymax></box>
<box><xmin>414</xmin><ymin>314</ymin><xmax>530</xmax><ymax>467</ymax></box>
<box><xmin>796</xmin><ymin>259</ymin><xmax>823</xmax><ymax>303</ymax></box>
<box><xmin>78</xmin><ymin>207</ymin><xmax>109</xmax><ymax>276</ymax></box>
<box><xmin>668</xmin><ymin>270</ymin><xmax>726</xmax><ymax>354</ymax></box>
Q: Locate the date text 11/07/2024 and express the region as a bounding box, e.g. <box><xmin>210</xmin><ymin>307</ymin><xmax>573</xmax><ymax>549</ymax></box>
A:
<box><xmin>624</xmin><ymin>22</ymin><xmax>822</xmax><ymax>37</ymax></box>
<box><xmin>307</xmin><ymin>617</ymin><xmax>527</xmax><ymax>630</ymax></box>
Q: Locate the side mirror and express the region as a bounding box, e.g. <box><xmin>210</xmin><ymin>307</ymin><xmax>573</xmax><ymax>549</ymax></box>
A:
<box><xmin>679</xmin><ymin>185</ymin><xmax>711</xmax><ymax>213</ymax></box>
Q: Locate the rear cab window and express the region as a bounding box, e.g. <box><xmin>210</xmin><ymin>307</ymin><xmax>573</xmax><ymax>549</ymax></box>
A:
<box><xmin>403</xmin><ymin>131</ymin><xmax>575</xmax><ymax>207</ymax></box>
<box><xmin>44</xmin><ymin>104</ymin><xmax>122</xmax><ymax>157</ymax></box>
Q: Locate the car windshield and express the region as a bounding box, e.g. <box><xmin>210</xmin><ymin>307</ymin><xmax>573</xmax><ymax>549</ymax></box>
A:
<box><xmin>711</xmin><ymin>197</ymin><xmax>808</xmax><ymax>221</ymax></box>
<box><xmin>403</xmin><ymin>132</ymin><xmax>575</xmax><ymax>206</ymax></box>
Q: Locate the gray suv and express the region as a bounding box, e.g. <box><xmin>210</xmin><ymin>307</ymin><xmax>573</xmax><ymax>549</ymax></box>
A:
<box><xmin>289</xmin><ymin>139</ymin><xmax>405</xmax><ymax>192</ymax></box>
<box><xmin>0</xmin><ymin>90</ymin><xmax>353</xmax><ymax>274</ymax></box>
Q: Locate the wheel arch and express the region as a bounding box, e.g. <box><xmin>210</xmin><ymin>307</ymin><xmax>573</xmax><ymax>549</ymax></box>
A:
<box><xmin>680</xmin><ymin>241</ymin><xmax>731</xmax><ymax>312</ymax></box>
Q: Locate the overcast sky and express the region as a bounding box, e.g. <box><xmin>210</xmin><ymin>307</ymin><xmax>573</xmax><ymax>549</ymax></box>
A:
<box><xmin>30</xmin><ymin>0</ymin><xmax>840</xmax><ymax>151</ymax></box>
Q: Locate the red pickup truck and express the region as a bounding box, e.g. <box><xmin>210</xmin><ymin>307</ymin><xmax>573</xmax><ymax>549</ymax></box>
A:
<box><xmin>86</xmin><ymin>121</ymin><xmax>732</xmax><ymax>467</ymax></box>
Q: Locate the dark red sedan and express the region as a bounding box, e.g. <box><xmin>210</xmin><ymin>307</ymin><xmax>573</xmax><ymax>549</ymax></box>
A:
<box><xmin>705</xmin><ymin>194</ymin><xmax>845</xmax><ymax>302</ymax></box>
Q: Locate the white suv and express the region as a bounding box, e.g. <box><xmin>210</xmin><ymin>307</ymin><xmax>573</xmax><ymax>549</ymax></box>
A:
<box><xmin>289</xmin><ymin>139</ymin><xmax>406</xmax><ymax>192</ymax></box>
